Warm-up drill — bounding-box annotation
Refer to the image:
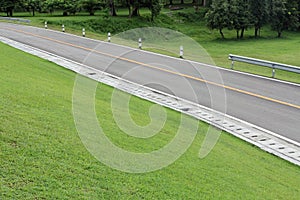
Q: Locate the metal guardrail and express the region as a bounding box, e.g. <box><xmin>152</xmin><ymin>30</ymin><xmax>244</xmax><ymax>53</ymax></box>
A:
<box><xmin>0</xmin><ymin>17</ymin><xmax>30</xmax><ymax>23</ymax></box>
<box><xmin>228</xmin><ymin>54</ymin><xmax>300</xmax><ymax>78</ymax></box>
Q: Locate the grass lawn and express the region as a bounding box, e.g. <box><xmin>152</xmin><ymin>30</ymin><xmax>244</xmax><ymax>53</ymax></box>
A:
<box><xmin>1</xmin><ymin>38</ymin><xmax>300</xmax><ymax>198</ymax></box>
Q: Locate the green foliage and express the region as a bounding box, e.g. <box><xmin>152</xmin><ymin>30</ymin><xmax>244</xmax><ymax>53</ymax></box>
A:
<box><xmin>285</xmin><ymin>0</ymin><xmax>300</xmax><ymax>31</ymax></box>
<box><xmin>149</xmin><ymin>0</ymin><xmax>161</xmax><ymax>21</ymax></box>
<box><xmin>80</xmin><ymin>0</ymin><xmax>102</xmax><ymax>16</ymax></box>
<box><xmin>206</xmin><ymin>0</ymin><xmax>300</xmax><ymax>38</ymax></box>
<box><xmin>175</xmin><ymin>10</ymin><xmax>205</xmax><ymax>22</ymax></box>
<box><xmin>22</xmin><ymin>0</ymin><xmax>42</xmax><ymax>16</ymax></box>
<box><xmin>41</xmin><ymin>0</ymin><xmax>80</xmax><ymax>15</ymax></box>
<box><xmin>270</xmin><ymin>0</ymin><xmax>288</xmax><ymax>37</ymax></box>
<box><xmin>0</xmin><ymin>0</ymin><xmax>20</xmax><ymax>16</ymax></box>
<box><xmin>205</xmin><ymin>0</ymin><xmax>229</xmax><ymax>39</ymax></box>
<box><xmin>249</xmin><ymin>0</ymin><xmax>269</xmax><ymax>37</ymax></box>
<box><xmin>227</xmin><ymin>0</ymin><xmax>251</xmax><ymax>38</ymax></box>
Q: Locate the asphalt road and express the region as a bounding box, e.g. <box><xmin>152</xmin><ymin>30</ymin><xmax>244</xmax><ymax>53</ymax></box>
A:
<box><xmin>1</xmin><ymin>22</ymin><xmax>299</xmax><ymax>143</ymax></box>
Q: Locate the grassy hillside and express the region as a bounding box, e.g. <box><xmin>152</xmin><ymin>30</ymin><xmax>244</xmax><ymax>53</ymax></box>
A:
<box><xmin>1</xmin><ymin>39</ymin><xmax>300</xmax><ymax>198</ymax></box>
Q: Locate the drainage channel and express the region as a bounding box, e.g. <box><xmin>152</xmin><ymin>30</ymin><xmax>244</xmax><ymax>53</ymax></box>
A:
<box><xmin>1</xmin><ymin>36</ymin><xmax>299</xmax><ymax>166</ymax></box>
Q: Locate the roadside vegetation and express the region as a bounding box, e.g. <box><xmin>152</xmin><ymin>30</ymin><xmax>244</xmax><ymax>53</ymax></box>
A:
<box><xmin>1</xmin><ymin>40</ymin><xmax>300</xmax><ymax>199</ymax></box>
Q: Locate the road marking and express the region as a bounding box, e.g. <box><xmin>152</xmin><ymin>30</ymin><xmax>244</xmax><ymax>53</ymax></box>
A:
<box><xmin>3</xmin><ymin>26</ymin><xmax>300</xmax><ymax>110</ymax></box>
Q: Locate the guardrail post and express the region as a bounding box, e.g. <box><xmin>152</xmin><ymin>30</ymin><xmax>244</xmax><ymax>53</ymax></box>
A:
<box><xmin>62</xmin><ymin>24</ymin><xmax>65</xmax><ymax>32</ymax></box>
<box><xmin>231</xmin><ymin>60</ymin><xmax>234</xmax><ymax>70</ymax></box>
<box><xmin>138</xmin><ymin>38</ymin><xmax>142</xmax><ymax>49</ymax></box>
<box><xmin>44</xmin><ymin>21</ymin><xmax>47</xmax><ymax>29</ymax></box>
<box><xmin>272</xmin><ymin>65</ymin><xmax>276</xmax><ymax>78</ymax></box>
<box><xmin>108</xmin><ymin>32</ymin><xmax>111</xmax><ymax>42</ymax></box>
<box><xmin>82</xmin><ymin>28</ymin><xmax>85</xmax><ymax>37</ymax></box>
<box><xmin>180</xmin><ymin>46</ymin><xmax>183</xmax><ymax>58</ymax></box>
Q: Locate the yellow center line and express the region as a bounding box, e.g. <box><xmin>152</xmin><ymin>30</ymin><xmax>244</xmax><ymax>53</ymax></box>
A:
<box><xmin>5</xmin><ymin>27</ymin><xmax>300</xmax><ymax>110</ymax></box>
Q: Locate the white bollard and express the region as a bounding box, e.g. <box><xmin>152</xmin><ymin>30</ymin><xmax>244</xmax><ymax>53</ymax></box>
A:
<box><xmin>138</xmin><ymin>38</ymin><xmax>142</xmax><ymax>49</ymax></box>
<box><xmin>62</xmin><ymin>24</ymin><xmax>65</xmax><ymax>32</ymax></box>
<box><xmin>108</xmin><ymin>32</ymin><xmax>111</xmax><ymax>42</ymax></box>
<box><xmin>44</xmin><ymin>21</ymin><xmax>47</xmax><ymax>29</ymax></box>
<box><xmin>180</xmin><ymin>45</ymin><xmax>183</xmax><ymax>58</ymax></box>
<box><xmin>272</xmin><ymin>67</ymin><xmax>276</xmax><ymax>78</ymax></box>
<box><xmin>82</xmin><ymin>28</ymin><xmax>85</xmax><ymax>37</ymax></box>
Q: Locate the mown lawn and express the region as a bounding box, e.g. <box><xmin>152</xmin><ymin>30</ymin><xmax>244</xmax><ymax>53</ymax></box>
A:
<box><xmin>1</xmin><ymin>40</ymin><xmax>300</xmax><ymax>199</ymax></box>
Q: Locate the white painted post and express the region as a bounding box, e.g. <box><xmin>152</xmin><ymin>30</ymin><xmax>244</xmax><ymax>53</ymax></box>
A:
<box><xmin>82</xmin><ymin>28</ymin><xmax>85</xmax><ymax>37</ymax></box>
<box><xmin>44</xmin><ymin>21</ymin><xmax>47</xmax><ymax>29</ymax></box>
<box><xmin>180</xmin><ymin>45</ymin><xmax>183</xmax><ymax>58</ymax></box>
<box><xmin>108</xmin><ymin>32</ymin><xmax>111</xmax><ymax>42</ymax></box>
<box><xmin>62</xmin><ymin>24</ymin><xmax>65</xmax><ymax>32</ymax></box>
<box><xmin>138</xmin><ymin>38</ymin><xmax>142</xmax><ymax>49</ymax></box>
<box><xmin>231</xmin><ymin>60</ymin><xmax>234</xmax><ymax>70</ymax></box>
<box><xmin>272</xmin><ymin>65</ymin><xmax>276</xmax><ymax>78</ymax></box>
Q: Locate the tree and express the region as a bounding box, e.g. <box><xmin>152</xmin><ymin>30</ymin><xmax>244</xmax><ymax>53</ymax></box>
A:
<box><xmin>0</xmin><ymin>0</ymin><xmax>19</xmax><ymax>17</ymax></box>
<box><xmin>227</xmin><ymin>0</ymin><xmax>251</xmax><ymax>39</ymax></box>
<box><xmin>270</xmin><ymin>0</ymin><xmax>288</xmax><ymax>37</ymax></box>
<box><xmin>285</xmin><ymin>0</ymin><xmax>300</xmax><ymax>31</ymax></box>
<box><xmin>23</xmin><ymin>0</ymin><xmax>41</xmax><ymax>16</ymax></box>
<box><xmin>108</xmin><ymin>0</ymin><xmax>117</xmax><ymax>16</ymax></box>
<box><xmin>43</xmin><ymin>0</ymin><xmax>79</xmax><ymax>16</ymax></box>
<box><xmin>61</xmin><ymin>0</ymin><xmax>79</xmax><ymax>15</ymax></box>
<box><xmin>149</xmin><ymin>0</ymin><xmax>161</xmax><ymax>21</ymax></box>
<box><xmin>249</xmin><ymin>0</ymin><xmax>269</xmax><ymax>37</ymax></box>
<box><xmin>127</xmin><ymin>0</ymin><xmax>140</xmax><ymax>17</ymax></box>
<box><xmin>81</xmin><ymin>0</ymin><xmax>101</xmax><ymax>15</ymax></box>
<box><xmin>205</xmin><ymin>0</ymin><xmax>230</xmax><ymax>39</ymax></box>
<box><xmin>43</xmin><ymin>0</ymin><xmax>56</xmax><ymax>14</ymax></box>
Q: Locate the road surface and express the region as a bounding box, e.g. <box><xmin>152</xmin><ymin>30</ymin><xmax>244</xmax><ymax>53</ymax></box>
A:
<box><xmin>0</xmin><ymin>22</ymin><xmax>299</xmax><ymax>142</ymax></box>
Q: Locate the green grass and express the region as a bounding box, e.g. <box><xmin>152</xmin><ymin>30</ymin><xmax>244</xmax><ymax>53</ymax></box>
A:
<box><xmin>1</xmin><ymin>8</ymin><xmax>299</xmax><ymax>83</ymax></box>
<box><xmin>1</xmin><ymin>38</ymin><xmax>300</xmax><ymax>198</ymax></box>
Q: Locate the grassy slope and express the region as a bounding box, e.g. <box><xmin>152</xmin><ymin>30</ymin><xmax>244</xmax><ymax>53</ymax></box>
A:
<box><xmin>3</xmin><ymin>8</ymin><xmax>299</xmax><ymax>83</ymax></box>
<box><xmin>1</xmin><ymin>40</ymin><xmax>300</xmax><ymax>198</ymax></box>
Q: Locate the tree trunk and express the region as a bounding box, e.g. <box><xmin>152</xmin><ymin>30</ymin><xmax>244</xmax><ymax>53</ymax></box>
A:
<box><xmin>110</xmin><ymin>0</ymin><xmax>117</xmax><ymax>16</ymax></box>
<box><xmin>181</xmin><ymin>0</ymin><xmax>184</xmax><ymax>4</ymax></box>
<box><xmin>240</xmin><ymin>28</ymin><xmax>245</xmax><ymax>39</ymax></box>
<box><xmin>236</xmin><ymin>30</ymin><xmax>240</xmax><ymax>39</ymax></box>
<box><xmin>7</xmin><ymin>8</ymin><xmax>13</xmax><ymax>17</ymax></box>
<box><xmin>202</xmin><ymin>0</ymin><xmax>207</xmax><ymax>6</ymax></box>
<box><xmin>277</xmin><ymin>31</ymin><xmax>282</xmax><ymax>38</ymax></box>
<box><xmin>219</xmin><ymin>29</ymin><xmax>225</xmax><ymax>39</ymax></box>
<box><xmin>131</xmin><ymin>7</ymin><xmax>139</xmax><ymax>17</ymax></box>
<box><xmin>127</xmin><ymin>4</ymin><xmax>131</xmax><ymax>17</ymax></box>
<box><xmin>170</xmin><ymin>0</ymin><xmax>173</xmax><ymax>5</ymax></box>
<box><xmin>254</xmin><ymin>27</ymin><xmax>259</xmax><ymax>37</ymax></box>
<box><xmin>32</xmin><ymin>8</ymin><xmax>35</xmax><ymax>17</ymax></box>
